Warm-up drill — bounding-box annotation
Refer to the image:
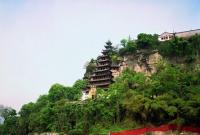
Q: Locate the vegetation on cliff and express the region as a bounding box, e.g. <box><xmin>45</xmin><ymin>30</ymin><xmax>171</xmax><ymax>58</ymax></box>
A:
<box><xmin>120</xmin><ymin>33</ymin><xmax>200</xmax><ymax>63</ymax></box>
<box><xmin>0</xmin><ymin>34</ymin><xmax>200</xmax><ymax>135</ymax></box>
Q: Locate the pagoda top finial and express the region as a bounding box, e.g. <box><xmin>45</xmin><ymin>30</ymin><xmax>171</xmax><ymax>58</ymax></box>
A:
<box><xmin>104</xmin><ymin>40</ymin><xmax>112</xmax><ymax>50</ymax></box>
<box><xmin>105</xmin><ymin>40</ymin><xmax>112</xmax><ymax>46</ymax></box>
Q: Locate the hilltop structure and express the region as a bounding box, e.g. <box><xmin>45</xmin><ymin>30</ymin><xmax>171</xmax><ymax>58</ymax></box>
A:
<box><xmin>82</xmin><ymin>41</ymin><xmax>127</xmax><ymax>100</ymax></box>
<box><xmin>89</xmin><ymin>41</ymin><xmax>114</xmax><ymax>88</ymax></box>
<box><xmin>158</xmin><ymin>29</ymin><xmax>200</xmax><ymax>41</ymax></box>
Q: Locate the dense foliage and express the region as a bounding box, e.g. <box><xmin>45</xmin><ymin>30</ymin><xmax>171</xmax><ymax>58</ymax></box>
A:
<box><xmin>1</xmin><ymin>65</ymin><xmax>200</xmax><ymax>135</ymax></box>
<box><xmin>1</xmin><ymin>34</ymin><xmax>200</xmax><ymax>135</ymax></box>
<box><xmin>84</xmin><ymin>59</ymin><xmax>96</xmax><ymax>79</ymax></box>
<box><xmin>119</xmin><ymin>34</ymin><xmax>200</xmax><ymax>62</ymax></box>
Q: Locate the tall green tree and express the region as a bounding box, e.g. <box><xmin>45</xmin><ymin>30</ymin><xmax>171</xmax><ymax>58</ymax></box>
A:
<box><xmin>136</xmin><ymin>33</ymin><xmax>158</xmax><ymax>49</ymax></box>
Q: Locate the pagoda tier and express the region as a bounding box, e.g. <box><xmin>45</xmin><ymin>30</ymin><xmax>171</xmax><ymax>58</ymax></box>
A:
<box><xmin>93</xmin><ymin>68</ymin><xmax>110</xmax><ymax>73</ymax></box>
<box><xmin>97</xmin><ymin>59</ymin><xmax>110</xmax><ymax>62</ymax></box>
<box><xmin>96</xmin><ymin>64</ymin><xmax>110</xmax><ymax>68</ymax></box>
<box><xmin>97</xmin><ymin>61</ymin><xmax>111</xmax><ymax>66</ymax></box>
<box><xmin>97</xmin><ymin>55</ymin><xmax>108</xmax><ymax>59</ymax></box>
<box><xmin>102</xmin><ymin>50</ymin><xmax>109</xmax><ymax>55</ymax></box>
<box><xmin>91</xmin><ymin>71</ymin><xmax>111</xmax><ymax>76</ymax></box>
<box><xmin>91</xmin><ymin>82</ymin><xmax>111</xmax><ymax>87</ymax></box>
<box><xmin>90</xmin><ymin>77</ymin><xmax>112</xmax><ymax>82</ymax></box>
<box><xmin>104</xmin><ymin>40</ymin><xmax>112</xmax><ymax>49</ymax></box>
<box><xmin>89</xmin><ymin>41</ymin><xmax>114</xmax><ymax>88</ymax></box>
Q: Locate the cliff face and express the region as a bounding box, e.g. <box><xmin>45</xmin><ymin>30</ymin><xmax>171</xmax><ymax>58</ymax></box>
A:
<box><xmin>123</xmin><ymin>50</ymin><xmax>200</xmax><ymax>75</ymax></box>
<box><xmin>123</xmin><ymin>50</ymin><xmax>162</xmax><ymax>75</ymax></box>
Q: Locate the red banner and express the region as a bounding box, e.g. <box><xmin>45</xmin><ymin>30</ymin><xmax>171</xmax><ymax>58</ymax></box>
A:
<box><xmin>110</xmin><ymin>124</ymin><xmax>200</xmax><ymax>135</ymax></box>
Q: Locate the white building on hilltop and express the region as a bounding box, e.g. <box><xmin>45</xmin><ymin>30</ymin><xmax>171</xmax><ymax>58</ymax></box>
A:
<box><xmin>158</xmin><ymin>29</ymin><xmax>200</xmax><ymax>41</ymax></box>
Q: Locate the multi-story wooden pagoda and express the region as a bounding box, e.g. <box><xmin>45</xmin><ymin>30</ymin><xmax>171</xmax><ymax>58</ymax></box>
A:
<box><xmin>89</xmin><ymin>41</ymin><xmax>114</xmax><ymax>88</ymax></box>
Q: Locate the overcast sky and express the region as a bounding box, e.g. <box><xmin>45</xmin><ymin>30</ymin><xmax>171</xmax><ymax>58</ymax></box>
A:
<box><xmin>1</xmin><ymin>0</ymin><xmax>200</xmax><ymax>111</ymax></box>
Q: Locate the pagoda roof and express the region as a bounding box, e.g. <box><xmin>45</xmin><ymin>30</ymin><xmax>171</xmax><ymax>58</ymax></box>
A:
<box><xmin>105</xmin><ymin>40</ymin><xmax>112</xmax><ymax>46</ymax></box>
<box><xmin>90</xmin><ymin>72</ymin><xmax>111</xmax><ymax>77</ymax></box>
<box><xmin>94</xmin><ymin>68</ymin><xmax>110</xmax><ymax>73</ymax></box>
<box><xmin>104</xmin><ymin>46</ymin><xmax>112</xmax><ymax>49</ymax></box>
<box><xmin>97</xmin><ymin>55</ymin><xmax>109</xmax><ymax>59</ymax></box>
<box><xmin>97</xmin><ymin>59</ymin><xmax>110</xmax><ymax>62</ymax></box>
<box><xmin>92</xmin><ymin>82</ymin><xmax>111</xmax><ymax>87</ymax></box>
<box><xmin>96</xmin><ymin>64</ymin><xmax>110</xmax><ymax>68</ymax></box>
<box><xmin>102</xmin><ymin>49</ymin><xmax>109</xmax><ymax>53</ymax></box>
<box><xmin>90</xmin><ymin>77</ymin><xmax>112</xmax><ymax>82</ymax></box>
<box><xmin>102</xmin><ymin>52</ymin><xmax>109</xmax><ymax>55</ymax></box>
<box><xmin>98</xmin><ymin>55</ymin><xmax>108</xmax><ymax>58</ymax></box>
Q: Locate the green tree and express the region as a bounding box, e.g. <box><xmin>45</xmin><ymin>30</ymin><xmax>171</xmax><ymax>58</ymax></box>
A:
<box><xmin>48</xmin><ymin>84</ymin><xmax>67</xmax><ymax>102</ymax></box>
<box><xmin>119</xmin><ymin>39</ymin><xmax>137</xmax><ymax>56</ymax></box>
<box><xmin>84</xmin><ymin>59</ymin><xmax>96</xmax><ymax>79</ymax></box>
<box><xmin>136</xmin><ymin>33</ymin><xmax>158</xmax><ymax>49</ymax></box>
<box><xmin>18</xmin><ymin>102</ymin><xmax>35</xmax><ymax>135</ymax></box>
<box><xmin>189</xmin><ymin>34</ymin><xmax>200</xmax><ymax>57</ymax></box>
<box><xmin>1</xmin><ymin>109</ymin><xmax>18</xmax><ymax>135</ymax></box>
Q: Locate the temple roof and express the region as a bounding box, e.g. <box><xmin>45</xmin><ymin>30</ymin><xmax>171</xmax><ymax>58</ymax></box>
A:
<box><xmin>93</xmin><ymin>68</ymin><xmax>110</xmax><ymax>73</ymax></box>
<box><xmin>90</xmin><ymin>72</ymin><xmax>111</xmax><ymax>77</ymax></box>
<box><xmin>98</xmin><ymin>59</ymin><xmax>110</xmax><ymax>62</ymax></box>
<box><xmin>105</xmin><ymin>40</ymin><xmax>112</xmax><ymax>46</ymax></box>
<box><xmin>97</xmin><ymin>55</ymin><xmax>109</xmax><ymax>59</ymax></box>
<box><xmin>92</xmin><ymin>82</ymin><xmax>111</xmax><ymax>87</ymax></box>
<box><xmin>96</xmin><ymin>64</ymin><xmax>110</xmax><ymax>68</ymax></box>
<box><xmin>90</xmin><ymin>77</ymin><xmax>112</xmax><ymax>82</ymax></box>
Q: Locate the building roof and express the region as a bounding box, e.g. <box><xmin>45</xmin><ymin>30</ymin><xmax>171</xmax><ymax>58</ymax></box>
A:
<box><xmin>159</xmin><ymin>29</ymin><xmax>200</xmax><ymax>36</ymax></box>
<box><xmin>176</xmin><ymin>29</ymin><xmax>200</xmax><ymax>34</ymax></box>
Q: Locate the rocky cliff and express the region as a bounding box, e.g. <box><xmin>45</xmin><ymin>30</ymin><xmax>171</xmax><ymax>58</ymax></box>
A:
<box><xmin>122</xmin><ymin>49</ymin><xmax>200</xmax><ymax>75</ymax></box>
<box><xmin>123</xmin><ymin>50</ymin><xmax>162</xmax><ymax>75</ymax></box>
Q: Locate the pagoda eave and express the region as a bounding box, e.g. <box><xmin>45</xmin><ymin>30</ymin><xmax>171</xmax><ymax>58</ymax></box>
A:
<box><xmin>90</xmin><ymin>78</ymin><xmax>112</xmax><ymax>82</ymax></box>
<box><xmin>96</xmin><ymin>64</ymin><xmax>110</xmax><ymax>68</ymax></box>
<box><xmin>92</xmin><ymin>82</ymin><xmax>111</xmax><ymax>87</ymax></box>
<box><xmin>94</xmin><ymin>69</ymin><xmax>110</xmax><ymax>73</ymax></box>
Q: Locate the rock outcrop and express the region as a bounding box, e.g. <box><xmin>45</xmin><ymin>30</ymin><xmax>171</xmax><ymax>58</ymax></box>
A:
<box><xmin>124</xmin><ymin>50</ymin><xmax>162</xmax><ymax>75</ymax></box>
